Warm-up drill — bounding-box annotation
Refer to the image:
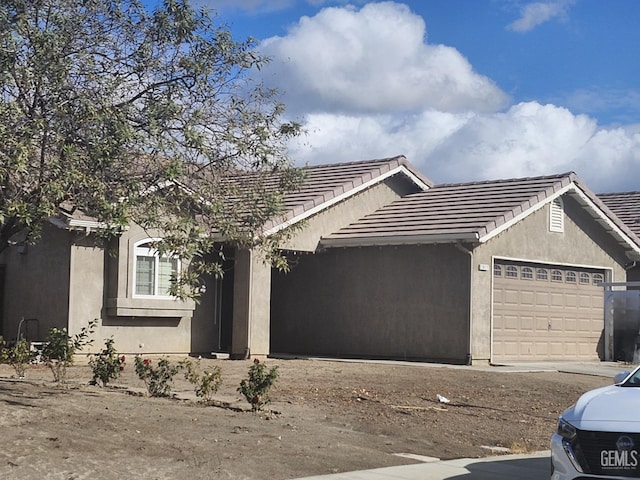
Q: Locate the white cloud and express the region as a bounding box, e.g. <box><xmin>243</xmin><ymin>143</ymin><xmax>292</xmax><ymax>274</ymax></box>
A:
<box><xmin>507</xmin><ymin>0</ymin><xmax>575</xmax><ymax>33</ymax></box>
<box><xmin>288</xmin><ymin>110</ymin><xmax>473</xmax><ymax>168</ymax></box>
<box><xmin>258</xmin><ymin>2</ymin><xmax>508</xmax><ymax>115</ymax></box>
<box><xmin>249</xmin><ymin>1</ymin><xmax>638</xmax><ymax>193</ymax></box>
<box><xmin>289</xmin><ymin>102</ymin><xmax>640</xmax><ymax>193</ymax></box>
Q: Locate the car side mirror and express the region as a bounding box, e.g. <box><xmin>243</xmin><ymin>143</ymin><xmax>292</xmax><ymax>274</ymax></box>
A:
<box><xmin>614</xmin><ymin>371</ymin><xmax>631</xmax><ymax>384</ymax></box>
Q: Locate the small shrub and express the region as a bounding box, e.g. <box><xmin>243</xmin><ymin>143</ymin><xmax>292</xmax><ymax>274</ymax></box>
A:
<box><xmin>238</xmin><ymin>358</ymin><xmax>279</xmax><ymax>412</ymax></box>
<box><xmin>0</xmin><ymin>338</ymin><xmax>33</xmax><ymax>378</ymax></box>
<box><xmin>88</xmin><ymin>338</ymin><xmax>126</xmax><ymax>387</ymax></box>
<box><xmin>134</xmin><ymin>356</ymin><xmax>181</xmax><ymax>397</ymax></box>
<box><xmin>180</xmin><ymin>358</ymin><xmax>222</xmax><ymax>402</ymax></box>
<box><xmin>41</xmin><ymin>320</ymin><xmax>96</xmax><ymax>383</ymax></box>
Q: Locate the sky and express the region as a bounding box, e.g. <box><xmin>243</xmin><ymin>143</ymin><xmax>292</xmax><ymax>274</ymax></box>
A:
<box><xmin>166</xmin><ymin>0</ymin><xmax>640</xmax><ymax>193</ymax></box>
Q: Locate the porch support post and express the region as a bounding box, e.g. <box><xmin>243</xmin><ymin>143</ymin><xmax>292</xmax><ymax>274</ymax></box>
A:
<box><xmin>231</xmin><ymin>248</ymin><xmax>271</xmax><ymax>358</ymax></box>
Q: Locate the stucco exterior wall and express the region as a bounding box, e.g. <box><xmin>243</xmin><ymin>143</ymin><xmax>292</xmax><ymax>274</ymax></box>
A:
<box><xmin>1</xmin><ymin>223</ymin><xmax>73</xmax><ymax>342</ymax></box>
<box><xmin>282</xmin><ymin>176</ymin><xmax>420</xmax><ymax>252</ymax></box>
<box><xmin>469</xmin><ymin>194</ymin><xmax>628</xmax><ymax>363</ymax></box>
<box><xmin>98</xmin><ymin>224</ymin><xmax>198</xmax><ymax>354</ymax></box>
<box><xmin>271</xmin><ymin>244</ymin><xmax>471</xmax><ymax>363</ymax></box>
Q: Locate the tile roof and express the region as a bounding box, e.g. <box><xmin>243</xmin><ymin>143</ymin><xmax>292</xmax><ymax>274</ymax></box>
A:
<box><xmin>262</xmin><ymin>156</ymin><xmax>433</xmax><ymax>233</ymax></box>
<box><xmin>321</xmin><ymin>172</ymin><xmax>640</xmax><ymax>257</ymax></box>
<box><xmin>597</xmin><ymin>191</ymin><xmax>640</xmax><ymax>239</ymax></box>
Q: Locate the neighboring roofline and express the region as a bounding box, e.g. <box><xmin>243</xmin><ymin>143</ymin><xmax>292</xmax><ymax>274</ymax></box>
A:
<box><xmin>572</xmin><ymin>183</ymin><xmax>640</xmax><ymax>259</ymax></box>
<box><xmin>321</xmin><ymin>231</ymin><xmax>480</xmax><ymax>248</ymax></box>
<box><xmin>263</xmin><ymin>162</ymin><xmax>431</xmax><ymax>237</ymax></box>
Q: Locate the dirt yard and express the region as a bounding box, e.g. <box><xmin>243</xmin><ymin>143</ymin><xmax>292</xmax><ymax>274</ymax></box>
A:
<box><xmin>0</xmin><ymin>356</ymin><xmax>614</xmax><ymax>479</ymax></box>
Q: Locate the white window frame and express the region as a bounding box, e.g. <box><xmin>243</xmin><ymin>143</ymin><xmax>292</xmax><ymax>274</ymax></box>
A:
<box><xmin>133</xmin><ymin>239</ymin><xmax>180</xmax><ymax>298</ymax></box>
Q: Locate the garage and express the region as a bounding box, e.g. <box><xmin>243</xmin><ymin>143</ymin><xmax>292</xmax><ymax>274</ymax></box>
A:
<box><xmin>492</xmin><ymin>260</ymin><xmax>606</xmax><ymax>362</ymax></box>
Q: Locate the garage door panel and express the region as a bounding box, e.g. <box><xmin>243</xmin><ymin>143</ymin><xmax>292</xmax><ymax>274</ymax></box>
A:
<box><xmin>535</xmin><ymin>317</ymin><xmax>550</xmax><ymax>331</ymax></box>
<box><xmin>550</xmin><ymin>293</ymin><xmax>564</xmax><ymax>307</ymax></box>
<box><xmin>520</xmin><ymin>291</ymin><xmax>535</xmax><ymax>306</ymax></box>
<box><xmin>564</xmin><ymin>293</ymin><xmax>578</xmax><ymax>307</ymax></box>
<box><xmin>535</xmin><ymin>292</ymin><xmax>550</xmax><ymax>305</ymax></box>
<box><xmin>493</xmin><ymin>261</ymin><xmax>604</xmax><ymax>362</ymax></box>
<box><xmin>503</xmin><ymin>289</ymin><xmax>519</xmax><ymax>305</ymax></box>
<box><xmin>552</xmin><ymin>341</ymin><xmax>570</xmax><ymax>355</ymax></box>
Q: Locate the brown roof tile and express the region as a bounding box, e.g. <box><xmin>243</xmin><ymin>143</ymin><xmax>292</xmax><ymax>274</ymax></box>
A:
<box><xmin>322</xmin><ymin>172</ymin><xmax>640</xmax><ymax>254</ymax></box>
<box><xmin>262</xmin><ymin>156</ymin><xmax>433</xmax><ymax>233</ymax></box>
<box><xmin>597</xmin><ymin>191</ymin><xmax>640</xmax><ymax>238</ymax></box>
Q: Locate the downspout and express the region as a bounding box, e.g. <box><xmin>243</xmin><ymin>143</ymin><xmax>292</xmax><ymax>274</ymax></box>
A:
<box><xmin>455</xmin><ymin>242</ymin><xmax>473</xmax><ymax>365</ymax></box>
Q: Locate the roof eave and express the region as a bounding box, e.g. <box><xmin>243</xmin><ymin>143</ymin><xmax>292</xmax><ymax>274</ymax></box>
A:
<box><xmin>49</xmin><ymin>216</ymin><xmax>126</xmax><ymax>234</ymax></box>
<box><xmin>320</xmin><ymin>232</ymin><xmax>480</xmax><ymax>248</ymax></box>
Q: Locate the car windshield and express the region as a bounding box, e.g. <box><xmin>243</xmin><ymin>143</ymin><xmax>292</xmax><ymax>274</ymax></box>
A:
<box><xmin>619</xmin><ymin>368</ymin><xmax>640</xmax><ymax>387</ymax></box>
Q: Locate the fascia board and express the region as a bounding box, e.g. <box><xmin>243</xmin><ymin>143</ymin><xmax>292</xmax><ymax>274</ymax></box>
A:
<box><xmin>320</xmin><ymin>232</ymin><xmax>480</xmax><ymax>248</ymax></box>
<box><xmin>49</xmin><ymin>216</ymin><xmax>128</xmax><ymax>234</ymax></box>
<box><xmin>571</xmin><ymin>186</ymin><xmax>640</xmax><ymax>257</ymax></box>
<box><xmin>477</xmin><ymin>184</ymin><xmax>574</xmax><ymax>244</ymax></box>
<box><xmin>263</xmin><ymin>165</ymin><xmax>431</xmax><ymax>237</ymax></box>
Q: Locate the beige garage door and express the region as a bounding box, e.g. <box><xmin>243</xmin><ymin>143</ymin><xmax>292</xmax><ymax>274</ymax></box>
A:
<box><xmin>492</xmin><ymin>260</ymin><xmax>605</xmax><ymax>362</ymax></box>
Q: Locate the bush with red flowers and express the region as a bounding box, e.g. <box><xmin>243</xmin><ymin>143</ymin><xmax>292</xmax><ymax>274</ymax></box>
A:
<box><xmin>88</xmin><ymin>337</ymin><xmax>125</xmax><ymax>387</ymax></box>
<box><xmin>134</xmin><ymin>356</ymin><xmax>180</xmax><ymax>397</ymax></box>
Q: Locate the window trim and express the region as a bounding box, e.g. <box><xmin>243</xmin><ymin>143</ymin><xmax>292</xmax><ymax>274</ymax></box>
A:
<box><xmin>494</xmin><ymin>264</ymin><xmax>502</xmax><ymax>277</ymax></box>
<box><xmin>505</xmin><ymin>265</ymin><xmax>518</xmax><ymax>278</ymax></box>
<box><xmin>521</xmin><ymin>266</ymin><xmax>533</xmax><ymax>280</ymax></box>
<box><xmin>133</xmin><ymin>238</ymin><xmax>180</xmax><ymax>299</ymax></box>
<box><xmin>536</xmin><ymin>268</ymin><xmax>549</xmax><ymax>281</ymax></box>
<box><xmin>551</xmin><ymin>269</ymin><xmax>563</xmax><ymax>282</ymax></box>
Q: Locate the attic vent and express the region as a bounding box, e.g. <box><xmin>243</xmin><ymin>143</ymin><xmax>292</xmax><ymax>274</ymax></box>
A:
<box><xmin>549</xmin><ymin>197</ymin><xmax>564</xmax><ymax>233</ymax></box>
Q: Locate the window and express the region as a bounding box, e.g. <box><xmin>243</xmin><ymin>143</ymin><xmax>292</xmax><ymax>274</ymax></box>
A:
<box><xmin>134</xmin><ymin>240</ymin><xmax>179</xmax><ymax>297</ymax></box>
<box><xmin>593</xmin><ymin>273</ymin><xmax>604</xmax><ymax>285</ymax></box>
<box><xmin>566</xmin><ymin>271</ymin><xmax>576</xmax><ymax>283</ymax></box>
<box><xmin>506</xmin><ymin>265</ymin><xmax>518</xmax><ymax>278</ymax></box>
<box><xmin>536</xmin><ymin>268</ymin><xmax>548</xmax><ymax>281</ymax></box>
<box><xmin>551</xmin><ymin>269</ymin><xmax>563</xmax><ymax>282</ymax></box>
<box><xmin>494</xmin><ymin>264</ymin><xmax>502</xmax><ymax>277</ymax></box>
<box><xmin>550</xmin><ymin>197</ymin><xmax>564</xmax><ymax>232</ymax></box>
<box><xmin>521</xmin><ymin>267</ymin><xmax>533</xmax><ymax>279</ymax></box>
<box><xmin>580</xmin><ymin>272</ymin><xmax>590</xmax><ymax>284</ymax></box>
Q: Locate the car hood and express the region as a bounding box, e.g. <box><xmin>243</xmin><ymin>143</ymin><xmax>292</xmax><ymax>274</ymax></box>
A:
<box><xmin>563</xmin><ymin>385</ymin><xmax>640</xmax><ymax>432</ymax></box>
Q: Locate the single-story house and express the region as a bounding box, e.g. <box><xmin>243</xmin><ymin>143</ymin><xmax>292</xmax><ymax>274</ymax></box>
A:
<box><xmin>1</xmin><ymin>156</ymin><xmax>639</xmax><ymax>365</ymax></box>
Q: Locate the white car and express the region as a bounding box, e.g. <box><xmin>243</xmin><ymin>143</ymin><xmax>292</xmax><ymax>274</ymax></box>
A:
<box><xmin>551</xmin><ymin>366</ymin><xmax>640</xmax><ymax>479</ymax></box>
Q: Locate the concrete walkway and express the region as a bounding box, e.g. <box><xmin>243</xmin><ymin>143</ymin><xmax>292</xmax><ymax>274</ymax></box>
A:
<box><xmin>290</xmin><ymin>451</ymin><xmax>550</xmax><ymax>480</ymax></box>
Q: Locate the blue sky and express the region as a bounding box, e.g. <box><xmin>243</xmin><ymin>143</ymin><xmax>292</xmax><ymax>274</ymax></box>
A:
<box><xmin>158</xmin><ymin>1</ymin><xmax>640</xmax><ymax>192</ymax></box>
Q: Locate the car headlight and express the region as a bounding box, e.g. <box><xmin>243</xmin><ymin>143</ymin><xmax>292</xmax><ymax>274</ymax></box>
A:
<box><xmin>557</xmin><ymin>417</ymin><xmax>577</xmax><ymax>441</ymax></box>
<box><xmin>556</xmin><ymin>416</ymin><xmax>584</xmax><ymax>473</ymax></box>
